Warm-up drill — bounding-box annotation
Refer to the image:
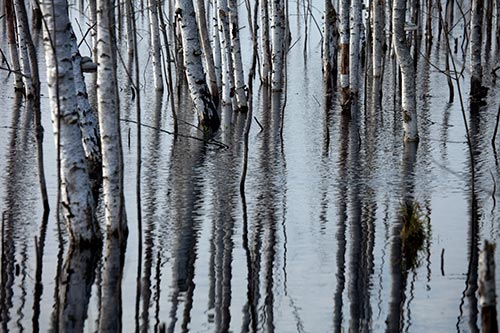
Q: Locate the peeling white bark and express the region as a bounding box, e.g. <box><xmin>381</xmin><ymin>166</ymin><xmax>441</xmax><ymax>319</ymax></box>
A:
<box><xmin>40</xmin><ymin>0</ymin><xmax>97</xmax><ymax>243</ymax></box>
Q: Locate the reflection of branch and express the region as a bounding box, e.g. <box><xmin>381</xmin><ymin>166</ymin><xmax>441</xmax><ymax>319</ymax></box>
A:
<box><xmin>120</xmin><ymin>118</ymin><xmax>229</xmax><ymax>149</ymax></box>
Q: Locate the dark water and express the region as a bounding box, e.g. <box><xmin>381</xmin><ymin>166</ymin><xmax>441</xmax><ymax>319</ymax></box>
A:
<box><xmin>1</xmin><ymin>1</ymin><xmax>500</xmax><ymax>332</ymax></box>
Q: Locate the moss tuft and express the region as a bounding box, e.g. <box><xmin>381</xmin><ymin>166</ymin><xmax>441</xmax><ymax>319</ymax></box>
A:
<box><xmin>400</xmin><ymin>200</ymin><xmax>427</xmax><ymax>271</ymax></box>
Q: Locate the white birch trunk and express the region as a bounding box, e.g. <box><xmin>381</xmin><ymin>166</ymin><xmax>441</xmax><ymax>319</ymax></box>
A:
<box><xmin>97</xmin><ymin>0</ymin><xmax>127</xmax><ymax>235</ymax></box>
<box><xmin>217</xmin><ymin>0</ymin><xmax>235</xmax><ymax>127</ymax></box>
<box><xmin>195</xmin><ymin>0</ymin><xmax>219</xmax><ymax>106</ymax></box>
<box><xmin>177</xmin><ymin>0</ymin><xmax>221</xmax><ymax>132</ymax></box>
<box><xmin>393</xmin><ymin>0</ymin><xmax>418</xmax><ymax>141</ymax></box>
<box><xmin>349</xmin><ymin>0</ymin><xmax>362</xmax><ymax>95</ymax></box>
<box><xmin>13</xmin><ymin>0</ymin><xmax>33</xmax><ymax>98</ymax></box>
<box><xmin>339</xmin><ymin>0</ymin><xmax>350</xmax><ymax>104</ymax></box>
<box><xmin>40</xmin><ymin>0</ymin><xmax>97</xmax><ymax>243</ymax></box>
<box><xmin>5</xmin><ymin>0</ymin><xmax>23</xmax><ymax>91</ymax></box>
<box><xmin>323</xmin><ymin>0</ymin><xmax>338</xmax><ymax>91</ymax></box>
<box><xmin>228</xmin><ymin>0</ymin><xmax>248</xmax><ymax>110</ymax></box>
<box><xmin>260</xmin><ymin>0</ymin><xmax>271</xmax><ymax>84</ymax></box>
<box><xmin>69</xmin><ymin>26</ymin><xmax>102</xmax><ymax>180</ymax></box>
<box><xmin>271</xmin><ymin>0</ymin><xmax>285</xmax><ymax>91</ymax></box>
<box><xmin>470</xmin><ymin>0</ymin><xmax>483</xmax><ymax>99</ymax></box>
<box><xmin>212</xmin><ymin>3</ymin><xmax>223</xmax><ymax>90</ymax></box>
<box><xmin>148</xmin><ymin>0</ymin><xmax>164</xmax><ymax>91</ymax></box>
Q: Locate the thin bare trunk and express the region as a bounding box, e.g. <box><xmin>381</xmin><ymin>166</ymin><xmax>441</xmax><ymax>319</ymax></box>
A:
<box><xmin>97</xmin><ymin>0</ymin><xmax>128</xmax><ymax>237</ymax></box>
<box><xmin>393</xmin><ymin>0</ymin><xmax>419</xmax><ymax>141</ymax></box>
<box><xmin>195</xmin><ymin>0</ymin><xmax>219</xmax><ymax>106</ymax></box>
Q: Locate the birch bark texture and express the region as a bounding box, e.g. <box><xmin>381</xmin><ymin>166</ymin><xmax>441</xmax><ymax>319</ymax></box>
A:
<box><xmin>228</xmin><ymin>0</ymin><xmax>248</xmax><ymax>110</ymax></box>
<box><xmin>349</xmin><ymin>0</ymin><xmax>362</xmax><ymax>95</ymax></box>
<box><xmin>470</xmin><ymin>0</ymin><xmax>484</xmax><ymax>100</ymax></box>
<box><xmin>40</xmin><ymin>0</ymin><xmax>98</xmax><ymax>243</ymax></box>
<box><xmin>271</xmin><ymin>0</ymin><xmax>285</xmax><ymax>91</ymax></box>
<box><xmin>339</xmin><ymin>0</ymin><xmax>350</xmax><ymax>106</ymax></box>
<box><xmin>322</xmin><ymin>0</ymin><xmax>338</xmax><ymax>92</ymax></box>
<box><xmin>96</xmin><ymin>0</ymin><xmax>127</xmax><ymax>236</ymax></box>
<box><xmin>69</xmin><ymin>26</ymin><xmax>102</xmax><ymax>179</ymax></box>
<box><xmin>217</xmin><ymin>0</ymin><xmax>236</xmax><ymax>128</ymax></box>
<box><xmin>260</xmin><ymin>0</ymin><xmax>271</xmax><ymax>84</ymax></box>
<box><xmin>392</xmin><ymin>0</ymin><xmax>419</xmax><ymax>141</ymax></box>
<box><xmin>5</xmin><ymin>0</ymin><xmax>23</xmax><ymax>91</ymax></box>
<box><xmin>148</xmin><ymin>0</ymin><xmax>164</xmax><ymax>91</ymax></box>
<box><xmin>195</xmin><ymin>0</ymin><xmax>219</xmax><ymax>107</ymax></box>
<box><xmin>176</xmin><ymin>0</ymin><xmax>220</xmax><ymax>132</ymax></box>
<box><xmin>13</xmin><ymin>0</ymin><xmax>33</xmax><ymax>97</ymax></box>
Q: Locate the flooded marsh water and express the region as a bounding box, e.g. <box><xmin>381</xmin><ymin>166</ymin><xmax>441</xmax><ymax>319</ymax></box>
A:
<box><xmin>1</xmin><ymin>1</ymin><xmax>500</xmax><ymax>332</ymax></box>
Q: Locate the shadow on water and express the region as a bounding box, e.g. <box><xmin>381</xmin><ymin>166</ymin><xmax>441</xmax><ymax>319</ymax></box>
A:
<box><xmin>457</xmin><ymin>109</ymin><xmax>482</xmax><ymax>333</ymax></box>
<box><xmin>166</xmin><ymin>95</ymin><xmax>209</xmax><ymax>332</ymax></box>
<box><xmin>241</xmin><ymin>88</ymin><xmax>285</xmax><ymax>333</ymax></box>
<box><xmin>49</xmin><ymin>245</ymin><xmax>100</xmax><ymax>332</ymax></box>
<box><xmin>140</xmin><ymin>91</ymin><xmax>164</xmax><ymax>333</ymax></box>
<box><xmin>1</xmin><ymin>92</ymin><xmax>39</xmax><ymax>332</ymax></box>
<box><xmin>386</xmin><ymin>140</ymin><xmax>417</xmax><ymax>332</ymax></box>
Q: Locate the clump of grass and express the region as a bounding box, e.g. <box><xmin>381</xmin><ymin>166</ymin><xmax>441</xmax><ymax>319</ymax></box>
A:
<box><xmin>400</xmin><ymin>200</ymin><xmax>427</xmax><ymax>271</ymax></box>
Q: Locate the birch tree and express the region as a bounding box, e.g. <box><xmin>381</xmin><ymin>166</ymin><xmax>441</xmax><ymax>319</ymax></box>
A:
<box><xmin>13</xmin><ymin>0</ymin><xmax>33</xmax><ymax>97</ymax></box>
<box><xmin>176</xmin><ymin>0</ymin><xmax>221</xmax><ymax>132</ymax></box>
<box><xmin>228</xmin><ymin>0</ymin><xmax>248</xmax><ymax>110</ymax></box>
<box><xmin>271</xmin><ymin>0</ymin><xmax>285</xmax><ymax>91</ymax></box>
<box><xmin>195</xmin><ymin>0</ymin><xmax>219</xmax><ymax>106</ymax></box>
<box><xmin>393</xmin><ymin>0</ymin><xmax>419</xmax><ymax>141</ymax></box>
<box><xmin>97</xmin><ymin>0</ymin><xmax>127</xmax><ymax>236</ymax></box>
<box><xmin>260</xmin><ymin>0</ymin><xmax>271</xmax><ymax>84</ymax></box>
<box><xmin>40</xmin><ymin>0</ymin><xmax>98</xmax><ymax>244</ymax></box>
<box><xmin>470</xmin><ymin>0</ymin><xmax>484</xmax><ymax>101</ymax></box>
<box><xmin>217</xmin><ymin>0</ymin><xmax>236</xmax><ymax>127</ymax></box>
<box><xmin>339</xmin><ymin>0</ymin><xmax>350</xmax><ymax>106</ymax></box>
<box><xmin>5</xmin><ymin>0</ymin><xmax>23</xmax><ymax>91</ymax></box>
<box><xmin>349</xmin><ymin>0</ymin><xmax>362</xmax><ymax>96</ymax></box>
<box><xmin>69</xmin><ymin>26</ymin><xmax>102</xmax><ymax>182</ymax></box>
<box><xmin>323</xmin><ymin>0</ymin><xmax>338</xmax><ymax>93</ymax></box>
<box><xmin>148</xmin><ymin>0</ymin><xmax>164</xmax><ymax>91</ymax></box>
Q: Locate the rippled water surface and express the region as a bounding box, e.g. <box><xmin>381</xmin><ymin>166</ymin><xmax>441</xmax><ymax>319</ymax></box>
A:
<box><xmin>1</xmin><ymin>1</ymin><xmax>500</xmax><ymax>332</ymax></box>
